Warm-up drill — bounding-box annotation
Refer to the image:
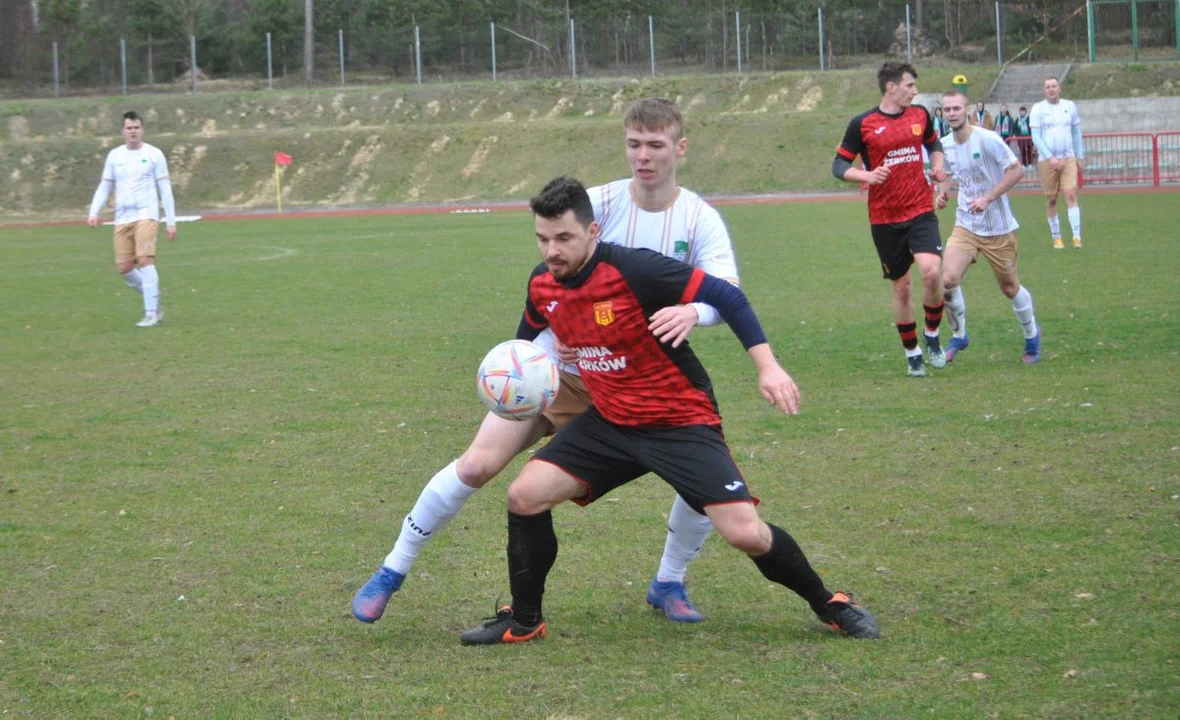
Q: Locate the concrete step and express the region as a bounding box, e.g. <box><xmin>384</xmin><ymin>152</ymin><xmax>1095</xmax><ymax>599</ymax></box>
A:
<box><xmin>986</xmin><ymin>63</ymin><xmax>1072</xmax><ymax>104</ymax></box>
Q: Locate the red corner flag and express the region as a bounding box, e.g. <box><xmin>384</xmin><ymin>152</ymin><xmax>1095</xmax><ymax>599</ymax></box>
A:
<box><xmin>274</xmin><ymin>151</ymin><xmax>292</xmax><ymax>166</ymax></box>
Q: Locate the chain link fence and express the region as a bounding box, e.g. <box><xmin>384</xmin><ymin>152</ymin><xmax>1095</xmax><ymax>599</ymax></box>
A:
<box><xmin>3</xmin><ymin>1</ymin><xmax>1176</xmax><ymax>98</ymax></box>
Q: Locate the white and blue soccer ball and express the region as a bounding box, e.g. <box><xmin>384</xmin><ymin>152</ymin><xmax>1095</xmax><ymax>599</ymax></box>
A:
<box><xmin>476</xmin><ymin>340</ymin><xmax>560</xmax><ymax>421</ymax></box>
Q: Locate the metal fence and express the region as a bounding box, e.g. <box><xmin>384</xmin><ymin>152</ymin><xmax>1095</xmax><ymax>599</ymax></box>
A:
<box><xmin>1005</xmin><ymin>133</ymin><xmax>1179</xmax><ymax>186</ymax></box>
<box><xmin>4</xmin><ymin>1</ymin><xmax>1177</xmax><ymax>98</ymax></box>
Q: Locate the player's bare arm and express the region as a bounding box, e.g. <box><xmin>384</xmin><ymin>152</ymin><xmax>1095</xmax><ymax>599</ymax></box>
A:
<box><xmin>967</xmin><ymin>161</ymin><xmax>1024</xmax><ymax>213</ymax></box>
<box><xmin>648</xmin><ymin>276</ymin><xmax>739</xmax><ymax>348</ymax></box>
<box><xmin>747</xmin><ymin>344</ymin><xmax>800</xmax><ymax>415</ymax></box>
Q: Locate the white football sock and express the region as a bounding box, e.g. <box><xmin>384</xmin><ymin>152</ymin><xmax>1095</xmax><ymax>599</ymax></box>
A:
<box><xmin>656</xmin><ymin>495</ymin><xmax>714</xmax><ymax>584</ymax></box>
<box><xmin>1067</xmin><ymin>207</ymin><xmax>1081</xmax><ymax>238</ymax></box>
<box><xmin>1011</xmin><ymin>286</ymin><xmax>1038</xmax><ymax>339</ymax></box>
<box><xmin>384</xmin><ymin>460</ymin><xmax>478</xmax><ymax>576</ymax></box>
<box><xmin>1047</xmin><ymin>214</ymin><xmax>1061</xmax><ymax>239</ymax></box>
<box><xmin>944</xmin><ymin>286</ymin><xmax>967</xmax><ymax>338</ymax></box>
<box><xmin>138</xmin><ymin>265</ymin><xmax>160</xmax><ymax>314</ymax></box>
<box><xmin>122</xmin><ymin>268</ymin><xmax>144</xmax><ymax>294</ymax></box>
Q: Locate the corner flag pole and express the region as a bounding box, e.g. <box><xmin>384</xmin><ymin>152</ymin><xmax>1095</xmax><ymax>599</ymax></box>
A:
<box><xmin>273</xmin><ymin>151</ymin><xmax>292</xmax><ymax>212</ymax></box>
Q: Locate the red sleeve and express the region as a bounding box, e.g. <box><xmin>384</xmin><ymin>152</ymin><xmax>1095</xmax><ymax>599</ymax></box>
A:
<box><xmin>920</xmin><ymin>106</ymin><xmax>938</xmax><ymax>145</ymax></box>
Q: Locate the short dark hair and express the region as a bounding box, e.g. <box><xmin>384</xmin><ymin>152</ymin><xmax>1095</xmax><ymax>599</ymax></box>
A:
<box><xmin>877</xmin><ymin>62</ymin><xmax>917</xmax><ymax>94</ymax></box>
<box><xmin>624</xmin><ymin>97</ymin><xmax>684</xmax><ymax>141</ymax></box>
<box><xmin>1045</xmin><ymin>76</ymin><xmax>1060</xmax><ymax>83</ymax></box>
<box><xmin>1019</xmin><ymin>106</ymin><xmax>1028</xmax><ymax>112</ymax></box>
<box><xmin>530</xmin><ymin>176</ymin><xmax>594</xmax><ymax>227</ymax></box>
<box><xmin>122</xmin><ymin>111</ymin><xmax>143</xmax><ymax>126</ymax></box>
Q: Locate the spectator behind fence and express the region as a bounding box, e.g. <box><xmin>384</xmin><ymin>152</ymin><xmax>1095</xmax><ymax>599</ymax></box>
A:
<box><xmin>933</xmin><ymin>106</ymin><xmax>949</xmax><ymax>137</ymax></box>
<box><xmin>995</xmin><ymin>104</ymin><xmax>1015</xmax><ymax>145</ymax></box>
<box><xmin>970</xmin><ymin>101</ymin><xmax>994</xmax><ymax>130</ymax></box>
<box><xmin>1014</xmin><ymin>106</ymin><xmax>1035</xmax><ymax>167</ymax></box>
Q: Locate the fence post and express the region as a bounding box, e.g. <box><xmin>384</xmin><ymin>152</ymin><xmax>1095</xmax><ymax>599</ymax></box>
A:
<box><xmin>491</xmin><ymin>22</ymin><xmax>497</xmax><ymax>81</ymax></box>
<box><xmin>996</xmin><ymin>2</ymin><xmax>1003</xmax><ymax>66</ymax></box>
<box><xmin>1152</xmin><ymin>135</ymin><xmax>1160</xmax><ymax>187</ymax></box>
<box><xmin>415</xmin><ymin>25</ymin><xmax>422</xmax><ymax>84</ymax></box>
<box><xmin>905</xmin><ymin>5</ymin><xmax>913</xmax><ymax>63</ymax></box>
<box><xmin>818</xmin><ymin>8</ymin><xmax>825</xmax><ymax>71</ymax></box>
<box><xmin>735</xmin><ymin>11</ymin><xmax>742</xmax><ymax>73</ymax></box>
<box><xmin>267</xmin><ymin>32</ymin><xmax>273</xmax><ymax>89</ymax></box>
<box><xmin>1131</xmin><ymin>0</ymin><xmax>1139</xmax><ymax>61</ymax></box>
<box><xmin>570</xmin><ymin>19</ymin><xmax>577</xmax><ymax>79</ymax></box>
<box><xmin>338</xmin><ymin>29</ymin><xmax>345</xmax><ymax>86</ymax></box>
<box><xmin>53</xmin><ymin>41</ymin><xmax>60</xmax><ymax>97</ymax></box>
<box><xmin>1086</xmin><ymin>0</ymin><xmax>1096</xmax><ymax>61</ymax></box>
<box><xmin>190</xmin><ymin>35</ymin><xmax>197</xmax><ymax>93</ymax></box>
<box><xmin>649</xmin><ymin>16</ymin><xmax>656</xmax><ymax>77</ymax></box>
<box><xmin>120</xmin><ymin>38</ymin><xmax>127</xmax><ymax>95</ymax></box>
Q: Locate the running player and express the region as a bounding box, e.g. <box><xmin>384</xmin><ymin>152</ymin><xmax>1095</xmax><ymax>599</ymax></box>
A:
<box><xmin>935</xmin><ymin>91</ymin><xmax>1042</xmax><ymax>364</ymax></box>
<box><xmin>459</xmin><ymin>176</ymin><xmax>879</xmax><ymax>645</ymax></box>
<box><xmin>87</xmin><ymin>111</ymin><xmax>176</xmax><ymax>328</ymax></box>
<box><xmin>353</xmin><ymin>99</ymin><xmax>739</xmax><ymax>625</ymax></box>
<box><xmin>832</xmin><ymin>62</ymin><xmax>948</xmax><ymax>377</ymax></box>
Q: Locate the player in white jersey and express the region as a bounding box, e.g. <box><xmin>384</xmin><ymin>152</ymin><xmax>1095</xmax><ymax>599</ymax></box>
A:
<box><xmin>353</xmin><ymin>98</ymin><xmax>742</xmax><ymax>625</ymax></box>
<box><xmin>87</xmin><ymin>111</ymin><xmax>177</xmax><ymax>327</ymax></box>
<box><xmin>935</xmin><ymin>91</ymin><xmax>1041</xmax><ymax>364</ymax></box>
<box><xmin>1030</xmin><ymin>77</ymin><xmax>1084</xmax><ymax>249</ymax></box>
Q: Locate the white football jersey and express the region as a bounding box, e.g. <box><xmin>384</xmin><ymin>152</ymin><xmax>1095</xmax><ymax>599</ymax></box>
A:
<box><xmin>99</xmin><ymin>143</ymin><xmax>171</xmax><ymax>226</ymax></box>
<box><xmin>1029</xmin><ymin>99</ymin><xmax>1081</xmax><ymax>159</ymax></box>
<box><xmin>943</xmin><ymin>127</ymin><xmax>1021</xmax><ymax>237</ymax></box>
<box><xmin>533</xmin><ymin>178</ymin><xmax>739</xmax><ymax>375</ymax></box>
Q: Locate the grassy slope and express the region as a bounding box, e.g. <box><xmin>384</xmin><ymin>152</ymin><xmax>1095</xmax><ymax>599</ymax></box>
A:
<box><xmin>1</xmin><ymin>62</ymin><xmax>1177</xmax><ymax>219</ymax></box>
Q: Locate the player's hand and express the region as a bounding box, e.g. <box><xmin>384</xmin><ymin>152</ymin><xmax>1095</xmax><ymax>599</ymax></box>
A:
<box><xmin>929</xmin><ymin>165</ymin><xmax>948</xmax><ymax>183</ymax></box>
<box><xmin>936</xmin><ymin>191</ymin><xmax>949</xmax><ymax>210</ymax></box>
<box><xmin>87</xmin><ymin>216</ymin><xmax>98</xmax><ymax>228</ymax></box>
<box><xmin>166</xmin><ymin>225</ymin><xmax>177</xmax><ymax>241</ymax></box>
<box><xmin>967</xmin><ymin>197</ymin><xmax>990</xmax><ymax>213</ymax></box>
<box><xmin>864</xmin><ymin>165</ymin><xmax>891</xmax><ymax>185</ymax></box>
<box><xmin>758</xmin><ymin>365</ymin><xmax>800</xmax><ymax>415</ymax></box>
<box><xmin>553</xmin><ymin>338</ymin><xmax>578</xmax><ymax>364</ymax></box>
<box><xmin>1049</xmin><ymin>157</ymin><xmax>1063</xmax><ymax>171</ymax></box>
<box><xmin>648</xmin><ymin>305</ymin><xmax>699</xmax><ymax>349</ymax></box>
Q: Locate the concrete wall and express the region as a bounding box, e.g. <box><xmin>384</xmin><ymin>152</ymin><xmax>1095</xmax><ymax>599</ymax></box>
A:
<box><xmin>917</xmin><ymin>94</ymin><xmax>1180</xmax><ymax>133</ymax></box>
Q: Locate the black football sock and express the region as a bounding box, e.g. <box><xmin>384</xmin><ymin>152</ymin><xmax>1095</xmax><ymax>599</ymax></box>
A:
<box><xmin>507</xmin><ymin>510</ymin><xmax>557</xmax><ymax>626</ymax></box>
<box><xmin>750</xmin><ymin>523</ymin><xmax>834</xmax><ymax>617</ymax></box>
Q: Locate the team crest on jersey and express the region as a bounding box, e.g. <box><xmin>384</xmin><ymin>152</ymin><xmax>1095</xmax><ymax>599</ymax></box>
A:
<box><xmin>673</xmin><ymin>240</ymin><xmax>689</xmax><ymax>262</ymax></box>
<box><xmin>911</xmin><ymin>124</ymin><xmax>923</xmax><ymax>136</ymax></box>
<box><xmin>593</xmin><ymin>301</ymin><xmax>615</xmax><ymax>326</ymax></box>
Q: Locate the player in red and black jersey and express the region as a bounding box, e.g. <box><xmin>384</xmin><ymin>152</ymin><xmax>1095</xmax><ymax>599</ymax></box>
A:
<box><xmin>459</xmin><ymin>176</ymin><xmax>880</xmax><ymax>646</ymax></box>
<box><xmin>833</xmin><ymin>61</ymin><xmax>950</xmax><ymax>377</ymax></box>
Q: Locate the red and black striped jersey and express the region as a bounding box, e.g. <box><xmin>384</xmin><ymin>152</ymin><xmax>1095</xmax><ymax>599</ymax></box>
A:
<box><xmin>836</xmin><ymin>105</ymin><xmax>938</xmax><ymax>224</ymax></box>
<box><xmin>522</xmin><ymin>243</ymin><xmax>721</xmax><ymax>427</ymax></box>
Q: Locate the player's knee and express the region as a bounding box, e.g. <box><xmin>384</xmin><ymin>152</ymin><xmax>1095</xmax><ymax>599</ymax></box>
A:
<box><xmin>715</xmin><ymin>518</ymin><xmax>769</xmax><ymax>555</ymax></box>
<box><xmin>505</xmin><ymin>480</ymin><xmax>546</xmax><ymax>516</ymax></box>
<box><xmin>117</xmin><ymin>262</ymin><xmax>135</xmax><ymax>275</ymax></box>
<box><xmin>892</xmin><ymin>280</ymin><xmax>912</xmax><ymax>302</ymax></box>
<box><xmin>942</xmin><ymin>273</ymin><xmax>961</xmax><ymax>291</ymax></box>
<box><xmin>999</xmin><ymin>279</ymin><xmax>1020</xmax><ymax>298</ymax></box>
<box><xmin>135</xmin><ymin>256</ymin><xmax>155</xmax><ymax>268</ymax></box>
<box><xmin>919</xmin><ymin>264</ymin><xmax>941</xmax><ymax>287</ymax></box>
<box><xmin>456</xmin><ymin>451</ymin><xmax>505</xmax><ymax>488</ymax></box>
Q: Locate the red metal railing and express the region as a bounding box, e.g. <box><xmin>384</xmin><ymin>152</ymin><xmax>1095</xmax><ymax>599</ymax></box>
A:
<box><xmin>867</xmin><ymin>132</ymin><xmax>1179</xmax><ymax>193</ymax></box>
<box><xmin>1157</xmin><ymin>132</ymin><xmax>1180</xmax><ymax>186</ymax></box>
<box><xmin>1011</xmin><ymin>132</ymin><xmax>1180</xmax><ymax>188</ymax></box>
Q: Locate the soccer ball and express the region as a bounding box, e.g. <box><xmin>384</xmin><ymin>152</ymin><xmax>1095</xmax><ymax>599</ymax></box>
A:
<box><xmin>475</xmin><ymin>340</ymin><xmax>560</xmax><ymax>421</ymax></box>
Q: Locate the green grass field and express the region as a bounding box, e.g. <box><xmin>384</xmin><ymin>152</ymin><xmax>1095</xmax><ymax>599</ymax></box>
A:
<box><xmin>2</xmin><ymin>193</ymin><xmax>1178</xmax><ymax>717</ymax></box>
